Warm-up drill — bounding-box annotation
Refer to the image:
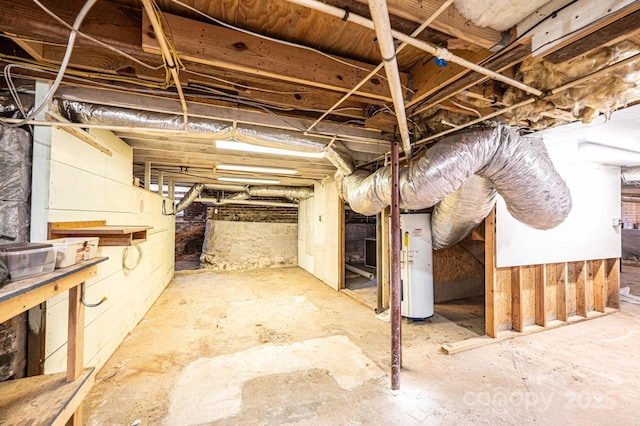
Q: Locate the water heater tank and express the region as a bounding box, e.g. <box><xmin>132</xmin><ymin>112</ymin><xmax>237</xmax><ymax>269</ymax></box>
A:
<box><xmin>400</xmin><ymin>213</ymin><xmax>434</xmax><ymax>319</ymax></box>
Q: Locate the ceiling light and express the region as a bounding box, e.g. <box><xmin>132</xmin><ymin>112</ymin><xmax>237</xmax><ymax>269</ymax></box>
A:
<box><xmin>218</xmin><ymin>177</ymin><xmax>281</xmax><ymax>184</ymax></box>
<box><xmin>215</xmin><ymin>140</ymin><xmax>324</xmax><ymax>158</ymax></box>
<box><xmin>217</xmin><ymin>164</ymin><xmax>298</xmax><ymax>174</ymax></box>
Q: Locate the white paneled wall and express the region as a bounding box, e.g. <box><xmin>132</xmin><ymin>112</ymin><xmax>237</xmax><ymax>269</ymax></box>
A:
<box><xmin>298</xmin><ymin>180</ymin><xmax>341</xmax><ymax>290</ymax></box>
<box><xmin>41</xmin><ymin>128</ymin><xmax>175</xmax><ymax>373</ymax></box>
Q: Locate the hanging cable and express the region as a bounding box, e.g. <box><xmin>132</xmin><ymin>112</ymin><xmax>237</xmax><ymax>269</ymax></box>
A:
<box><xmin>0</xmin><ymin>0</ymin><xmax>99</xmax><ymax>128</ymax></box>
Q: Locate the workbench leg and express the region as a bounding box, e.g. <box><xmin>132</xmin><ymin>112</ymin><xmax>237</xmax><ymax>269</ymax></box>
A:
<box><xmin>67</xmin><ymin>284</ymin><xmax>86</xmax><ymax>424</ymax></box>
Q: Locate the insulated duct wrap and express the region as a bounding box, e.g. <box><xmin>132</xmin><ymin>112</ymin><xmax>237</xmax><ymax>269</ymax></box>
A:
<box><xmin>622</xmin><ymin>168</ymin><xmax>640</xmax><ymax>186</ymax></box>
<box><xmin>244</xmin><ymin>186</ymin><xmax>314</xmax><ymax>200</ymax></box>
<box><xmin>339</xmin><ymin>126</ymin><xmax>572</xmax><ymax>232</ymax></box>
<box><xmin>0</xmin><ymin>127</ymin><xmax>32</xmax><ymax>243</ymax></box>
<box><xmin>53</xmin><ymin>99</ymin><xmax>355</xmax><ymax>175</ymax></box>
<box><xmin>431</xmin><ymin>175</ymin><xmax>496</xmax><ymax>249</ymax></box>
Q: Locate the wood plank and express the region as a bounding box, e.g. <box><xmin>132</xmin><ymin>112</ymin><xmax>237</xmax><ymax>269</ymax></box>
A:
<box><xmin>50</xmin><ymin>225</ymin><xmax>152</xmax><ymax>235</ymax></box>
<box><xmin>586</xmin><ymin>260</ymin><xmax>595</xmax><ymax>313</ymax></box>
<box><xmin>0</xmin><ymin>266</ymin><xmax>99</xmax><ymax>324</ymax></box>
<box><xmin>141</xmin><ymin>12</ymin><xmax>409</xmax><ymax>102</ymax></box>
<box><xmin>544</xmin><ymin>4</ymin><xmax>640</xmax><ymax>63</ymax></box>
<box><xmin>535</xmin><ymin>264</ymin><xmax>546</xmax><ymax>327</ymax></box>
<box><xmin>408</xmin><ymin>41</ymin><xmax>531</xmax><ymax>113</ymax></box>
<box><xmin>566</xmin><ymin>261</ymin><xmax>579</xmax><ymax>317</ymax></box>
<box><xmin>441</xmin><ymin>309</ymin><xmax>619</xmax><ymax>354</ymax></box>
<box><xmin>407</xmin><ymin>48</ymin><xmax>493</xmax><ymax>110</ymax></box>
<box><xmin>511</xmin><ymin>266</ymin><xmax>523</xmax><ymax>332</ymax></box>
<box><xmin>606</xmin><ymin>258</ymin><xmax>621</xmax><ymax>309</ymax></box>
<box><xmin>45</xmin><ymin>112</ymin><xmax>113</xmax><ymax>157</ymax></box>
<box><xmin>592</xmin><ymin>259</ymin><xmax>606</xmax><ymax>313</ymax></box>
<box><xmin>544</xmin><ymin>263</ymin><xmax>557</xmax><ymax>323</ymax></box>
<box><xmin>575</xmin><ymin>261</ymin><xmax>588</xmax><ymax>317</ymax></box>
<box><xmin>556</xmin><ymin>262</ymin><xmax>568</xmax><ymax>322</ymax></box>
<box><xmin>484</xmin><ymin>208</ymin><xmax>496</xmax><ymax>337</ymax></box>
<box><xmin>66</xmin><ymin>286</ymin><xmax>84</xmax><ymax>383</ymax></box>
<box><xmin>352</xmin><ymin>0</ymin><xmax>503</xmax><ymax>49</ymax></box>
<box><xmin>0</xmin><ymin>368</ymin><xmax>94</xmax><ymax>426</ymax></box>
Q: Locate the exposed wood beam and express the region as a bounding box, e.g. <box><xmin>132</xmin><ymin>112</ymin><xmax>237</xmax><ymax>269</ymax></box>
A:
<box><xmin>0</xmin><ymin>0</ymin><xmax>381</xmax><ymax>121</ymax></box>
<box><xmin>409</xmin><ymin>41</ymin><xmax>531</xmax><ymax>115</ymax></box>
<box><xmin>544</xmin><ymin>5</ymin><xmax>640</xmax><ymax>63</ymax></box>
<box><xmin>55</xmin><ymin>86</ymin><xmax>388</xmax><ymax>142</ymax></box>
<box><xmin>323</xmin><ymin>0</ymin><xmax>452</xmax><ymax>48</ymax></box>
<box><xmin>141</xmin><ymin>12</ymin><xmax>410</xmax><ymax>102</ymax></box>
<box><xmin>407</xmin><ymin>47</ymin><xmax>493</xmax><ymax>109</ymax></box>
<box><xmin>353</xmin><ymin>0</ymin><xmax>503</xmax><ymax>49</ymax></box>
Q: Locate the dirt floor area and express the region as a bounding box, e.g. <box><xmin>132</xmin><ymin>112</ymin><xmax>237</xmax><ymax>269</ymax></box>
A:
<box><xmin>84</xmin><ymin>266</ymin><xmax>640</xmax><ymax>425</ymax></box>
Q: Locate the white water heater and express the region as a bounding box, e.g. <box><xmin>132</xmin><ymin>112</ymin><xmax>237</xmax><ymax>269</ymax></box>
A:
<box><xmin>400</xmin><ymin>213</ymin><xmax>434</xmax><ymax>319</ymax></box>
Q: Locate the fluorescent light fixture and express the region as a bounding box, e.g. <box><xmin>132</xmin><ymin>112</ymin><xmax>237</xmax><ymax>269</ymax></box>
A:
<box><xmin>218</xmin><ymin>176</ymin><xmax>281</xmax><ymax>184</ymax></box>
<box><xmin>217</xmin><ymin>164</ymin><xmax>298</xmax><ymax>174</ymax></box>
<box><xmin>215</xmin><ymin>140</ymin><xmax>324</xmax><ymax>158</ymax></box>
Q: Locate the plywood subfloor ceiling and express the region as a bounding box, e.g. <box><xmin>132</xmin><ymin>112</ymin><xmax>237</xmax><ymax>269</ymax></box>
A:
<box><xmin>1</xmin><ymin>0</ymin><xmax>639</xmax><ymax>188</ymax></box>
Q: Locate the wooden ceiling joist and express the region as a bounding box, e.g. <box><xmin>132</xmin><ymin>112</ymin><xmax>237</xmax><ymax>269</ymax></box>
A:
<box><xmin>141</xmin><ymin>12</ymin><xmax>410</xmax><ymax>102</ymax></box>
<box><xmin>352</xmin><ymin>0</ymin><xmax>503</xmax><ymax>50</ymax></box>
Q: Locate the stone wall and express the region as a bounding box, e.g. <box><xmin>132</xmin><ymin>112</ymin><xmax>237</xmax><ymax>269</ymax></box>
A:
<box><xmin>201</xmin><ymin>220</ymin><xmax>297</xmax><ymax>270</ymax></box>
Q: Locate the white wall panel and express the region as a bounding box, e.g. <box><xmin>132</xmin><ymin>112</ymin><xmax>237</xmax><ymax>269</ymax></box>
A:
<box><xmin>41</xmin><ymin>128</ymin><xmax>175</xmax><ymax>374</ymax></box>
<box><xmin>496</xmin><ymin>132</ymin><xmax>621</xmax><ymax>267</ymax></box>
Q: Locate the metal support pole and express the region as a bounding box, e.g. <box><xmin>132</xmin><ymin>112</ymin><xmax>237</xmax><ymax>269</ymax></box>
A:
<box><xmin>168</xmin><ymin>178</ymin><xmax>175</xmax><ymax>200</ymax></box>
<box><xmin>390</xmin><ymin>138</ymin><xmax>402</xmax><ymax>391</ymax></box>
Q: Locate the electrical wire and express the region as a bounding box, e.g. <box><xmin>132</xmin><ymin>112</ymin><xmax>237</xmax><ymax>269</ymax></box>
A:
<box><xmin>0</xmin><ymin>0</ymin><xmax>99</xmax><ymax>128</ymax></box>
<box><xmin>122</xmin><ymin>244</ymin><xmax>143</xmax><ymax>272</ymax></box>
<box><xmin>183</xmin><ymin>69</ymin><xmax>310</xmax><ymax>95</ymax></box>
<box><xmin>449</xmin><ymin>100</ymin><xmax>482</xmax><ymax>117</ymax></box>
<box><xmin>32</xmin><ymin>0</ymin><xmax>165</xmax><ymax>71</ymax></box>
<box><xmin>169</xmin><ymin>0</ymin><xmax>411</xmax><ymax>92</ymax></box>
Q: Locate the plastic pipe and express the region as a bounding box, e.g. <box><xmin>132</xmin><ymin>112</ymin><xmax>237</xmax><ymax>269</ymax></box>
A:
<box><xmin>345</xmin><ymin>263</ymin><xmax>375</xmax><ymax>280</ymax></box>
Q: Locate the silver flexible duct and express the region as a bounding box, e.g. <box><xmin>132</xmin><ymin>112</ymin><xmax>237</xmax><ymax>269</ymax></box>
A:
<box><xmin>622</xmin><ymin>167</ymin><xmax>640</xmax><ymax>186</ymax></box>
<box><xmin>176</xmin><ymin>183</ymin><xmax>313</xmax><ymax>211</ymax></box>
<box><xmin>339</xmin><ymin>126</ymin><xmax>572</xmax><ymax>232</ymax></box>
<box><xmin>431</xmin><ymin>175</ymin><xmax>496</xmax><ymax>249</ymax></box>
<box><xmin>53</xmin><ymin>99</ymin><xmax>355</xmax><ymax>175</ymax></box>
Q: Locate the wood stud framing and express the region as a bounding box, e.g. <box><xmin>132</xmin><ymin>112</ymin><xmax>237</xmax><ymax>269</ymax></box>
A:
<box><xmin>484</xmin><ymin>210</ymin><xmax>621</xmax><ymax>338</ymax></box>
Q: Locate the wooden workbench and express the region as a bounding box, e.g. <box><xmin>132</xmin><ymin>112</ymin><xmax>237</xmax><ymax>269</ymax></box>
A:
<box><xmin>0</xmin><ymin>257</ymin><xmax>107</xmax><ymax>425</ymax></box>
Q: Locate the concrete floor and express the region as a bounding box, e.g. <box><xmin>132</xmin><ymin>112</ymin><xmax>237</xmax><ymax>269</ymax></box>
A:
<box><xmin>84</xmin><ymin>266</ymin><xmax>640</xmax><ymax>425</ymax></box>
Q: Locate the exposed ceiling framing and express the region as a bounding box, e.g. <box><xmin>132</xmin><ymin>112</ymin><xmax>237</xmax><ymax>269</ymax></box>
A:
<box><xmin>1</xmin><ymin>0</ymin><xmax>639</xmax><ymax>189</ymax></box>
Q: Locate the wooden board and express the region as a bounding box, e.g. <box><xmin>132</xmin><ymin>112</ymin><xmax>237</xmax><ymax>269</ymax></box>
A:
<box><xmin>49</xmin><ymin>224</ymin><xmax>152</xmax><ymax>246</ymax></box>
<box><xmin>0</xmin><ymin>368</ymin><xmax>95</xmax><ymax>426</ymax></box>
<box><xmin>484</xmin><ymin>208</ymin><xmax>496</xmax><ymax>337</ymax></box>
<box><xmin>142</xmin><ymin>12</ymin><xmax>409</xmax><ymax>102</ymax></box>
<box><xmin>0</xmin><ymin>259</ymin><xmax>106</xmax><ymax>324</ymax></box>
<box><xmin>606</xmin><ymin>258</ymin><xmax>621</xmax><ymax>309</ymax></box>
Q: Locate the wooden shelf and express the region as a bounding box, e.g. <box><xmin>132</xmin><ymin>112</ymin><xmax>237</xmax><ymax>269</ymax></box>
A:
<box><xmin>48</xmin><ymin>221</ymin><xmax>152</xmax><ymax>246</ymax></box>
<box><xmin>0</xmin><ymin>257</ymin><xmax>108</xmax><ymax>425</ymax></box>
<box><xmin>0</xmin><ymin>368</ymin><xmax>95</xmax><ymax>426</ymax></box>
<box><xmin>0</xmin><ymin>257</ymin><xmax>108</xmax><ymax>323</ymax></box>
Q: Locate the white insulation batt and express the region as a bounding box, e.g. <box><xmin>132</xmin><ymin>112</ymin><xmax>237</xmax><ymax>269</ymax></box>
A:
<box><xmin>454</xmin><ymin>0</ymin><xmax>554</xmax><ymax>31</ymax></box>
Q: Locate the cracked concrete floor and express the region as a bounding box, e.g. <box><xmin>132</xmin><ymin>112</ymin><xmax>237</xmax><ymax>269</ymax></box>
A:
<box><xmin>84</xmin><ymin>266</ymin><xmax>640</xmax><ymax>425</ymax></box>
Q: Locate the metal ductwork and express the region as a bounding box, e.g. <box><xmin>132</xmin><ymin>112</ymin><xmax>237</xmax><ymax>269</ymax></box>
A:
<box><xmin>622</xmin><ymin>167</ymin><xmax>640</xmax><ymax>186</ymax></box>
<box><xmin>224</xmin><ymin>186</ymin><xmax>314</xmax><ymax>202</ymax></box>
<box><xmin>431</xmin><ymin>175</ymin><xmax>496</xmax><ymax>249</ymax></box>
<box><xmin>175</xmin><ymin>182</ymin><xmax>247</xmax><ymax>212</ymax></box>
<box><xmin>175</xmin><ymin>183</ymin><xmax>313</xmax><ymax>212</ymax></box>
<box><xmin>338</xmin><ymin>126</ymin><xmax>572</xmax><ymax>241</ymax></box>
<box><xmin>53</xmin><ymin>99</ymin><xmax>355</xmax><ymax>175</ymax></box>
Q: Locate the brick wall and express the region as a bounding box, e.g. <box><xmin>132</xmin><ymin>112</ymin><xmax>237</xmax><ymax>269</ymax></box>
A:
<box><xmin>622</xmin><ymin>201</ymin><xmax>640</xmax><ymax>227</ymax></box>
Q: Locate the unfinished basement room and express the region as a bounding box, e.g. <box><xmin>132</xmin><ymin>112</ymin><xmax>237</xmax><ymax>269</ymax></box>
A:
<box><xmin>1</xmin><ymin>0</ymin><xmax>640</xmax><ymax>424</ymax></box>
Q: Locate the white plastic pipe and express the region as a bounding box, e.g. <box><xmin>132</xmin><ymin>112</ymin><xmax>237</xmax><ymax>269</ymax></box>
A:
<box><xmin>285</xmin><ymin>0</ymin><xmax>543</xmax><ymax>97</ymax></box>
<box><xmin>368</xmin><ymin>0</ymin><xmax>412</xmax><ymax>160</ymax></box>
<box><xmin>346</xmin><ymin>263</ymin><xmax>375</xmax><ymax>280</ymax></box>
